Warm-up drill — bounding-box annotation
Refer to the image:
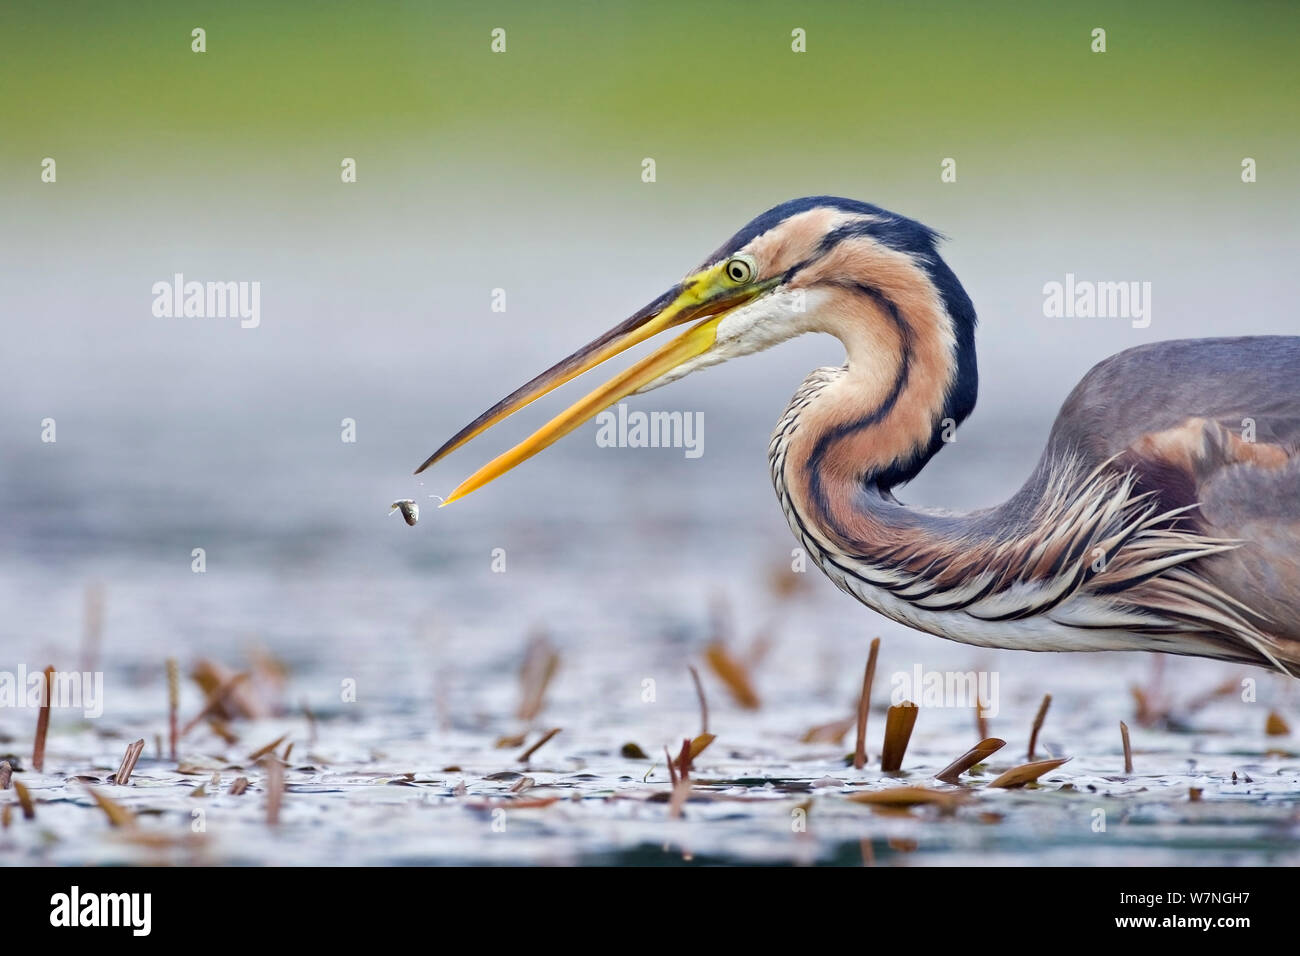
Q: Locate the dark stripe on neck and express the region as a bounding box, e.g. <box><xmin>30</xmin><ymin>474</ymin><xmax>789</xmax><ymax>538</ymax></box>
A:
<box><xmin>812</xmin><ymin>221</ymin><xmax>979</xmax><ymax>469</ymax></box>
<box><xmin>803</xmin><ymin>283</ymin><xmax>911</xmax><ymax>542</ymax></box>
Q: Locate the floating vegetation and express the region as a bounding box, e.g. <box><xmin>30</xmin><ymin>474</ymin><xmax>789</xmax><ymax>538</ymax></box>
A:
<box><xmin>208</xmin><ymin>718</ymin><xmax>239</xmax><ymax>746</ymax></box>
<box><xmin>673</xmin><ymin>738</ymin><xmax>695</xmax><ymax>780</ymax></box>
<box><xmin>189</xmin><ymin>773</ymin><xmax>219</xmax><ymax>798</ymax></box>
<box><xmin>517</xmin><ymin>727</ymin><xmax>561</xmax><ymax>762</ymax></box>
<box><xmin>3</xmin><ymin>624</ymin><xmax>1294</xmax><ymax>867</ymax></box>
<box><xmin>247</xmin><ymin>734</ymin><xmax>288</xmax><ymax>762</ymax></box>
<box><xmin>847</xmin><ymin>786</ymin><xmax>966</xmax><ymax>812</ymax></box>
<box><xmin>668</xmin><ymin>776</ymin><xmax>692</xmax><ymax>819</ymax></box>
<box><xmin>802</xmin><ymin>716</ymin><xmax>855</xmax><ymax>745</ymax></box>
<box><xmin>671</xmin><ymin>734</ymin><xmax>715</xmax><ymax>777</ymax></box>
<box><xmin>975</xmin><ymin>697</ymin><xmax>990</xmax><ymax>741</ymax></box>
<box><xmin>181</xmin><ymin>670</ymin><xmax>251</xmax><ymax>736</ymax></box>
<box><xmin>987</xmin><ymin>757</ymin><xmax>1071</xmax><ymax>789</ymax></box>
<box><xmin>880</xmin><ymin>702</ymin><xmax>919</xmax><ymax>773</ymax></box>
<box><xmin>1027</xmin><ymin>694</ymin><xmax>1051</xmax><ymax>760</ymax></box>
<box><xmin>687</xmin><ymin>733</ymin><xmax>715</xmax><ymax>761</ymax></box>
<box><xmin>464</xmin><ymin>795</ymin><xmax>561</xmax><ymax>811</ymax></box>
<box><xmin>114</xmin><ymin>739</ymin><xmax>145</xmax><ymax>786</ymax></box>
<box><xmin>935</xmin><ymin>737</ymin><xmax>1005</xmax><ymax>785</ymax></box>
<box><xmin>517</xmin><ymin>633</ymin><xmax>560</xmax><ymax>722</ymax></box>
<box><xmin>704</xmin><ymin>641</ymin><xmax>760</xmax><ymax>710</ymax></box>
<box><xmin>13</xmin><ymin>780</ymin><xmax>35</xmax><ymax>820</ymax></box>
<box><xmin>767</xmin><ymin>560</ymin><xmax>812</xmax><ymax>599</ymax></box>
<box><xmin>192</xmin><ymin>658</ymin><xmax>269</xmax><ymax>721</ymax></box>
<box><xmin>1186</xmin><ymin>677</ymin><xmax>1240</xmax><ymax>713</ymax></box>
<box><xmin>1130</xmin><ymin>684</ymin><xmax>1160</xmax><ymax>728</ymax></box>
<box><xmin>853</xmin><ymin>638</ymin><xmax>881</xmax><ymax>770</ymax></box>
<box><xmin>166</xmin><ymin>657</ymin><xmax>180</xmax><ymax>760</ymax></box>
<box><xmin>83</xmin><ymin>783</ymin><xmax>133</xmax><ymax>827</ymax></box>
<box><xmin>264</xmin><ymin>758</ymin><xmax>284</xmax><ymax>825</ymax></box>
<box><xmin>689</xmin><ymin>665</ymin><xmax>710</xmax><ymax>734</ymax></box>
<box><xmin>32</xmin><ymin>665</ymin><xmax>53</xmax><ymax>773</ymax></box>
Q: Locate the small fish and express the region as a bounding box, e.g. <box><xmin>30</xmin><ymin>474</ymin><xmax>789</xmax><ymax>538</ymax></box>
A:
<box><xmin>389</xmin><ymin>499</ymin><xmax>419</xmax><ymax>526</ymax></box>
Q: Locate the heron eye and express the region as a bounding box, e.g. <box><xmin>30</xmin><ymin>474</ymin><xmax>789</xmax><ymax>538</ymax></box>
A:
<box><xmin>724</xmin><ymin>256</ymin><xmax>755</xmax><ymax>284</ymax></box>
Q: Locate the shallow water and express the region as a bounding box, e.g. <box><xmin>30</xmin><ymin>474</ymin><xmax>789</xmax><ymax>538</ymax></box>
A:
<box><xmin>2</xmin><ymin>486</ymin><xmax>1297</xmax><ymax>865</ymax></box>
<box><xmin>1</xmin><ymin>217</ymin><xmax>1297</xmax><ymax>865</ymax></box>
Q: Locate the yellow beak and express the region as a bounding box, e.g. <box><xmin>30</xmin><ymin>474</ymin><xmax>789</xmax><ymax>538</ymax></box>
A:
<box><xmin>416</xmin><ymin>263</ymin><xmax>766</xmax><ymax>506</ymax></box>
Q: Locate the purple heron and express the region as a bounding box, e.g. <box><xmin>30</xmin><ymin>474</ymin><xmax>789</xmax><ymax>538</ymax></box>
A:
<box><xmin>417</xmin><ymin>197</ymin><xmax>1300</xmax><ymax>675</ymax></box>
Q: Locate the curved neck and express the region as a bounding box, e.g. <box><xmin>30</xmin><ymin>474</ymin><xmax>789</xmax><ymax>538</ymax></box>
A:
<box><xmin>764</xmin><ymin>226</ymin><xmax>980</xmax><ymax>566</ymax></box>
<box><xmin>781</xmin><ymin>295</ymin><xmax>968</xmax><ymax>542</ymax></box>
<box><xmin>772</xmin><ymin>362</ymin><xmax>1037</xmax><ymax>620</ymax></box>
<box><xmin>778</xmin><ymin>365</ymin><xmax>951</xmax><ymax>558</ymax></box>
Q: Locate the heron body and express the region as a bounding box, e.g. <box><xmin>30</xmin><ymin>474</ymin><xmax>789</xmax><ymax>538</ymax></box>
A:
<box><xmin>419</xmin><ymin>197</ymin><xmax>1300</xmax><ymax>675</ymax></box>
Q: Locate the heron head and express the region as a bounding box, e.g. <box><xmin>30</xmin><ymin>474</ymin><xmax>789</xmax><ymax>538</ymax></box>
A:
<box><xmin>418</xmin><ymin>196</ymin><xmax>975</xmax><ymax>503</ymax></box>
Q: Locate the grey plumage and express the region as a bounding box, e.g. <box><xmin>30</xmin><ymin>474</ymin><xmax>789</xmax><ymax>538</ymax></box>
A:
<box><xmin>772</xmin><ymin>337</ymin><xmax>1300</xmax><ymax>673</ymax></box>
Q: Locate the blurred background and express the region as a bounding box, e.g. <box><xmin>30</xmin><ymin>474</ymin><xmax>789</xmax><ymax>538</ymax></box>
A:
<box><xmin>0</xmin><ymin>1</ymin><xmax>1297</xmax><ymax>863</ymax></box>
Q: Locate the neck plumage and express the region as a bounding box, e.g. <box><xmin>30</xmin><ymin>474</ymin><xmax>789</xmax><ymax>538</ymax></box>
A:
<box><xmin>772</xmin><ymin>240</ymin><xmax>977</xmax><ymax>561</ymax></box>
<box><xmin>762</xmin><ymin>216</ymin><xmax>1270</xmax><ymax>662</ymax></box>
